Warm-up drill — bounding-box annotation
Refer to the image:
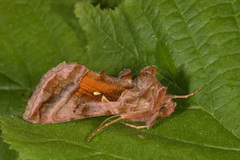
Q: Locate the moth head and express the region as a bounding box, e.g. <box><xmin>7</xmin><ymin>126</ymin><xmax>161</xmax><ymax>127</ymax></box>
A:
<box><xmin>157</xmin><ymin>87</ymin><xmax>203</xmax><ymax>118</ymax></box>
<box><xmin>158</xmin><ymin>97</ymin><xmax>176</xmax><ymax>118</ymax></box>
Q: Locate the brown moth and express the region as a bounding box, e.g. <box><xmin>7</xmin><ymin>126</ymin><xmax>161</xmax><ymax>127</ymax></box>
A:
<box><xmin>23</xmin><ymin>62</ymin><xmax>202</xmax><ymax>141</ymax></box>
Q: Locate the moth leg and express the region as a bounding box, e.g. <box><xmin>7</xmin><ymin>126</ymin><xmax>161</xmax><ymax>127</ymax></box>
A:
<box><xmin>120</xmin><ymin>121</ymin><xmax>147</xmax><ymax>129</ymax></box>
<box><xmin>88</xmin><ymin>117</ymin><xmax>123</xmax><ymax>142</ymax></box>
<box><xmin>168</xmin><ymin>87</ymin><xmax>203</xmax><ymax>99</ymax></box>
<box><xmin>99</xmin><ymin>115</ymin><xmax>120</xmax><ymax>127</ymax></box>
<box><xmin>146</xmin><ymin>114</ymin><xmax>159</xmax><ymax>129</ymax></box>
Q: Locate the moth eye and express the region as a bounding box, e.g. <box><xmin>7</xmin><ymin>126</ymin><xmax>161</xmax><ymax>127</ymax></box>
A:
<box><xmin>159</xmin><ymin>107</ymin><xmax>167</xmax><ymax>112</ymax></box>
<box><xmin>161</xmin><ymin>103</ymin><xmax>166</xmax><ymax>106</ymax></box>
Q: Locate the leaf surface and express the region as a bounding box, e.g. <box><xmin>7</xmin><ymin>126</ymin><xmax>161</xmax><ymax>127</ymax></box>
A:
<box><xmin>0</xmin><ymin>0</ymin><xmax>87</xmax><ymax>159</ymax></box>
<box><xmin>1</xmin><ymin>0</ymin><xmax>240</xmax><ymax>159</ymax></box>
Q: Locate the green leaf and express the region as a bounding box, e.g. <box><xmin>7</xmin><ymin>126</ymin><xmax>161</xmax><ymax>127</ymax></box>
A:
<box><xmin>1</xmin><ymin>0</ymin><xmax>240</xmax><ymax>159</ymax></box>
<box><xmin>0</xmin><ymin>134</ymin><xmax>18</xmax><ymax>160</ymax></box>
<box><xmin>87</xmin><ymin>0</ymin><xmax>123</xmax><ymax>9</ymax></box>
<box><xmin>0</xmin><ymin>0</ymin><xmax>87</xmax><ymax>159</ymax></box>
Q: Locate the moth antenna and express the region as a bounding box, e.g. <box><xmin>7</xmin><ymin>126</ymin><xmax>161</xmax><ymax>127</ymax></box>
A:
<box><xmin>99</xmin><ymin>115</ymin><xmax>120</xmax><ymax>127</ymax></box>
<box><xmin>88</xmin><ymin>117</ymin><xmax>123</xmax><ymax>142</ymax></box>
<box><xmin>169</xmin><ymin>87</ymin><xmax>203</xmax><ymax>99</ymax></box>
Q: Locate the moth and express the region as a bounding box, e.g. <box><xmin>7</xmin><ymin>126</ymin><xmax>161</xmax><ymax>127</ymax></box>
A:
<box><xmin>23</xmin><ymin>62</ymin><xmax>202</xmax><ymax>141</ymax></box>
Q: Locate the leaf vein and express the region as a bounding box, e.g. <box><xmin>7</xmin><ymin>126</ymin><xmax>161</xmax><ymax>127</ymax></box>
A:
<box><xmin>0</xmin><ymin>24</ymin><xmax>33</xmax><ymax>89</ymax></box>
<box><xmin>171</xmin><ymin>0</ymin><xmax>214</xmax><ymax>114</ymax></box>
<box><xmin>230</xmin><ymin>0</ymin><xmax>240</xmax><ymax>34</ymax></box>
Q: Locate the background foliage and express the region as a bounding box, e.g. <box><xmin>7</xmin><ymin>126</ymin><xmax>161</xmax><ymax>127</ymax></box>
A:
<box><xmin>0</xmin><ymin>0</ymin><xmax>240</xmax><ymax>159</ymax></box>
